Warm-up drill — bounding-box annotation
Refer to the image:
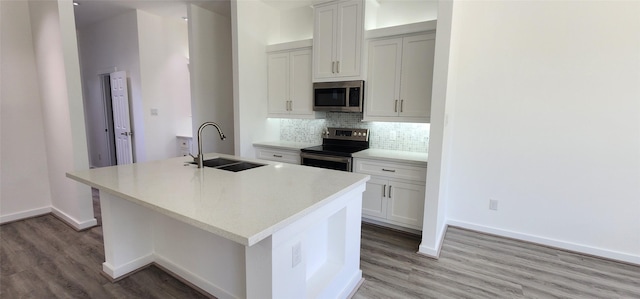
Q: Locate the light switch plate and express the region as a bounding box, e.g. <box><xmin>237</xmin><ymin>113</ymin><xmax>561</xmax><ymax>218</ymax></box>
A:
<box><xmin>292</xmin><ymin>242</ymin><xmax>302</xmax><ymax>267</ymax></box>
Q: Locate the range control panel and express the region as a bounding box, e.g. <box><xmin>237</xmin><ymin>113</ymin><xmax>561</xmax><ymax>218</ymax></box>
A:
<box><xmin>323</xmin><ymin>127</ymin><xmax>369</xmax><ymax>142</ymax></box>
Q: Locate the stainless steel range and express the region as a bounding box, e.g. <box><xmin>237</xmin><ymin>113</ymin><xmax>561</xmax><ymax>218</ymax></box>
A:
<box><xmin>300</xmin><ymin>128</ymin><xmax>369</xmax><ymax>172</ymax></box>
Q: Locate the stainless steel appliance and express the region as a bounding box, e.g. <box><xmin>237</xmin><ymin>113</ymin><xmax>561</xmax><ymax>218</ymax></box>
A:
<box><xmin>313</xmin><ymin>80</ymin><xmax>364</xmax><ymax>112</ymax></box>
<box><xmin>301</xmin><ymin>128</ymin><xmax>369</xmax><ymax>172</ymax></box>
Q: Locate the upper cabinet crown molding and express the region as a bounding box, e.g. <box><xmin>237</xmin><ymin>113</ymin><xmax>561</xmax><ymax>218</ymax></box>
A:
<box><xmin>365</xmin><ymin>20</ymin><xmax>437</xmax><ymax>39</ymax></box>
<box><xmin>266</xmin><ymin>39</ymin><xmax>313</xmax><ymax>53</ymax></box>
<box><xmin>312</xmin><ymin>0</ymin><xmax>365</xmax><ymax>82</ymax></box>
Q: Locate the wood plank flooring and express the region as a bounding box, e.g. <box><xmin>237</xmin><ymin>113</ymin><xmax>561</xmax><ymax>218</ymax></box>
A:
<box><xmin>2</xmin><ymin>200</ymin><xmax>639</xmax><ymax>298</ymax></box>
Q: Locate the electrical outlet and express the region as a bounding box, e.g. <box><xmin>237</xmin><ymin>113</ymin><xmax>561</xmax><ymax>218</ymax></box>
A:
<box><xmin>292</xmin><ymin>242</ymin><xmax>302</xmax><ymax>267</ymax></box>
<box><xmin>150</xmin><ymin>108</ymin><xmax>158</xmax><ymax>116</ymax></box>
<box><xmin>489</xmin><ymin>199</ymin><xmax>498</xmax><ymax>211</ymax></box>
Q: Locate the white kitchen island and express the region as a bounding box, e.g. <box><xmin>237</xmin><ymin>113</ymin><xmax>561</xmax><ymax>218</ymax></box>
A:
<box><xmin>67</xmin><ymin>154</ymin><xmax>369</xmax><ymax>299</ymax></box>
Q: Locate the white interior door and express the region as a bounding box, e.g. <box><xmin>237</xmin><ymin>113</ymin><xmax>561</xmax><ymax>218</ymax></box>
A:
<box><xmin>110</xmin><ymin>71</ymin><xmax>133</xmax><ymax>165</ymax></box>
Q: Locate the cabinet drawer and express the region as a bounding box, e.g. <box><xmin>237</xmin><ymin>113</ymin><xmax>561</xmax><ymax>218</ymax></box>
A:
<box><xmin>354</xmin><ymin>159</ymin><xmax>426</xmax><ymax>182</ymax></box>
<box><xmin>256</xmin><ymin>148</ymin><xmax>300</xmax><ymax>164</ymax></box>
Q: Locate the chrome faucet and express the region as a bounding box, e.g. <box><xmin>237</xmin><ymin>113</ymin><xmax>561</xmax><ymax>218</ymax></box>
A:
<box><xmin>191</xmin><ymin>122</ymin><xmax>226</xmax><ymax>168</ymax></box>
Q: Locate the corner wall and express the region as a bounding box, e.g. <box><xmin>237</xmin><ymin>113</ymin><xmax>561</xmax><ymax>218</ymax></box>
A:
<box><xmin>0</xmin><ymin>1</ymin><xmax>52</xmax><ymax>222</ymax></box>
<box><xmin>231</xmin><ymin>0</ymin><xmax>281</xmax><ymax>158</ymax></box>
<box><xmin>28</xmin><ymin>0</ymin><xmax>95</xmax><ymax>229</ymax></box>
<box><xmin>444</xmin><ymin>1</ymin><xmax>640</xmax><ymax>264</ymax></box>
<box><xmin>188</xmin><ymin>4</ymin><xmax>234</xmax><ymax>155</ymax></box>
<box><xmin>137</xmin><ymin>10</ymin><xmax>192</xmax><ymax>160</ymax></box>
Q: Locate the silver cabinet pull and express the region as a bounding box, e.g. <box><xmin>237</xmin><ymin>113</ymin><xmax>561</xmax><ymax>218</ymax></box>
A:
<box><xmin>332</xmin><ymin>61</ymin><xmax>335</xmax><ymax>74</ymax></box>
<box><xmin>394</xmin><ymin>100</ymin><xmax>398</xmax><ymax>112</ymax></box>
<box><xmin>400</xmin><ymin>99</ymin><xmax>404</xmax><ymax>112</ymax></box>
<box><xmin>382</xmin><ymin>185</ymin><xmax>386</xmax><ymax>197</ymax></box>
<box><xmin>273</xmin><ymin>154</ymin><xmax>283</xmax><ymax>158</ymax></box>
<box><xmin>388</xmin><ymin>186</ymin><xmax>392</xmax><ymax>198</ymax></box>
<box><xmin>382</xmin><ymin>168</ymin><xmax>396</xmax><ymax>172</ymax></box>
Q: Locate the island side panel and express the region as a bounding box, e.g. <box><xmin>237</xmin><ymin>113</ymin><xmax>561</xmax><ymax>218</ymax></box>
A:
<box><xmin>244</xmin><ymin>183</ymin><xmax>366</xmax><ymax>299</ymax></box>
<box><xmin>100</xmin><ymin>192</ymin><xmax>154</xmax><ymax>278</ymax></box>
<box><xmin>153</xmin><ymin>212</ymin><xmax>247</xmax><ymax>299</ymax></box>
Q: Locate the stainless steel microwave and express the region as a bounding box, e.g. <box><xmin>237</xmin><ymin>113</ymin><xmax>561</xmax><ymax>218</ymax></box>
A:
<box><xmin>313</xmin><ymin>80</ymin><xmax>364</xmax><ymax>112</ymax></box>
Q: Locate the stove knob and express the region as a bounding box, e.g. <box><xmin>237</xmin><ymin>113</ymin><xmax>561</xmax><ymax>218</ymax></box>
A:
<box><xmin>362</xmin><ymin>132</ymin><xmax>367</xmax><ymax>137</ymax></box>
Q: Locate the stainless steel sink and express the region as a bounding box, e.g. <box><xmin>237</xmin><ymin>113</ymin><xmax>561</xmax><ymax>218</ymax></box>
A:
<box><xmin>190</xmin><ymin>157</ymin><xmax>265</xmax><ymax>172</ymax></box>
<box><xmin>217</xmin><ymin>161</ymin><xmax>265</xmax><ymax>172</ymax></box>
<box><xmin>201</xmin><ymin>157</ymin><xmax>240</xmax><ymax>168</ymax></box>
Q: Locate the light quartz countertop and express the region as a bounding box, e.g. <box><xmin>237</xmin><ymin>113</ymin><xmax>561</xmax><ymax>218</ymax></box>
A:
<box><xmin>353</xmin><ymin>149</ymin><xmax>428</xmax><ymax>166</ymax></box>
<box><xmin>253</xmin><ymin>141</ymin><xmax>317</xmax><ymax>151</ymax></box>
<box><xmin>67</xmin><ymin>153</ymin><xmax>369</xmax><ymax>246</ymax></box>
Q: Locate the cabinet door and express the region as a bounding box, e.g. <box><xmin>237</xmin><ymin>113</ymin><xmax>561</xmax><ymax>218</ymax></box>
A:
<box><xmin>335</xmin><ymin>0</ymin><xmax>363</xmax><ymax>78</ymax></box>
<box><xmin>386</xmin><ymin>180</ymin><xmax>425</xmax><ymax>228</ymax></box>
<box><xmin>289</xmin><ymin>49</ymin><xmax>313</xmax><ymax>116</ymax></box>
<box><xmin>361</xmin><ymin>177</ymin><xmax>387</xmax><ymax>219</ymax></box>
<box><xmin>267</xmin><ymin>52</ymin><xmax>290</xmax><ymax>115</ymax></box>
<box><xmin>399</xmin><ymin>33</ymin><xmax>436</xmax><ymax>120</ymax></box>
<box><xmin>313</xmin><ymin>4</ymin><xmax>337</xmax><ymax>80</ymax></box>
<box><xmin>365</xmin><ymin>38</ymin><xmax>402</xmax><ymax>118</ymax></box>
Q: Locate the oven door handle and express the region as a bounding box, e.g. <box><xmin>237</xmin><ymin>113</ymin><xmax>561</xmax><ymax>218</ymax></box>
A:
<box><xmin>300</xmin><ymin>152</ymin><xmax>353</xmax><ymax>171</ymax></box>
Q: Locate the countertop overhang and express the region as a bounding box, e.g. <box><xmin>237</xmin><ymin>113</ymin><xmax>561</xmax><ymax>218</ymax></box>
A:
<box><xmin>67</xmin><ymin>153</ymin><xmax>370</xmax><ymax>246</ymax></box>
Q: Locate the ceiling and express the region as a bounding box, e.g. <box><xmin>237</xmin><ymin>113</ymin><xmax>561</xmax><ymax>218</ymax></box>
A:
<box><xmin>72</xmin><ymin>0</ymin><xmax>315</xmax><ymax>29</ymax></box>
<box><xmin>73</xmin><ymin>0</ymin><xmax>232</xmax><ymax>28</ymax></box>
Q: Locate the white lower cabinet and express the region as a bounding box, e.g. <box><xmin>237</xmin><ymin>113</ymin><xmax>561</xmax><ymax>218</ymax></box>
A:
<box><xmin>254</xmin><ymin>146</ymin><xmax>301</xmax><ymax>165</ymax></box>
<box><xmin>355</xmin><ymin>158</ymin><xmax>426</xmax><ymax>230</ymax></box>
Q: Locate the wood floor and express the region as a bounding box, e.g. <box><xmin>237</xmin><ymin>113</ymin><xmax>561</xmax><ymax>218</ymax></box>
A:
<box><xmin>2</xmin><ymin>205</ymin><xmax>639</xmax><ymax>298</ymax></box>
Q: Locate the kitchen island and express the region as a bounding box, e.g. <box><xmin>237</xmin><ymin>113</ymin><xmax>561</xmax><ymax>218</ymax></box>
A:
<box><xmin>67</xmin><ymin>154</ymin><xmax>369</xmax><ymax>299</ymax></box>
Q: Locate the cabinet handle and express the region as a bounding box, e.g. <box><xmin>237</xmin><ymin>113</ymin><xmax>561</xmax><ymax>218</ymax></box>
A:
<box><xmin>337</xmin><ymin>61</ymin><xmax>340</xmax><ymax>73</ymax></box>
<box><xmin>289</xmin><ymin>100</ymin><xmax>292</xmax><ymax>111</ymax></box>
<box><xmin>332</xmin><ymin>61</ymin><xmax>335</xmax><ymax>74</ymax></box>
<box><xmin>394</xmin><ymin>100</ymin><xmax>398</xmax><ymax>112</ymax></box>
<box><xmin>388</xmin><ymin>186</ymin><xmax>392</xmax><ymax>198</ymax></box>
<box><xmin>382</xmin><ymin>168</ymin><xmax>396</xmax><ymax>172</ymax></box>
<box><xmin>400</xmin><ymin>99</ymin><xmax>404</xmax><ymax>112</ymax></box>
<box><xmin>273</xmin><ymin>154</ymin><xmax>283</xmax><ymax>158</ymax></box>
<box><xmin>382</xmin><ymin>185</ymin><xmax>386</xmax><ymax>197</ymax></box>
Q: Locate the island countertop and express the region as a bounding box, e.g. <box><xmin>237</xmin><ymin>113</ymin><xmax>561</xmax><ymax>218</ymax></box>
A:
<box><xmin>67</xmin><ymin>153</ymin><xmax>369</xmax><ymax>247</ymax></box>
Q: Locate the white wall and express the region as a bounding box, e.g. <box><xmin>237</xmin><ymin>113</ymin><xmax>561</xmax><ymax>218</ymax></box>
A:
<box><xmin>0</xmin><ymin>1</ymin><xmax>53</xmax><ymax>222</ymax></box>
<box><xmin>137</xmin><ymin>10</ymin><xmax>192</xmax><ymax>160</ymax></box>
<box><xmin>419</xmin><ymin>0</ymin><xmax>453</xmax><ymax>257</ymax></box>
<box><xmin>444</xmin><ymin>1</ymin><xmax>640</xmax><ymax>264</ymax></box>
<box><xmin>188</xmin><ymin>4</ymin><xmax>234</xmax><ymax>155</ymax></box>
<box><xmin>231</xmin><ymin>0</ymin><xmax>281</xmax><ymax>158</ymax></box>
<box><xmin>28</xmin><ymin>0</ymin><xmax>95</xmax><ymax>229</ymax></box>
<box><xmin>77</xmin><ymin>10</ymin><xmax>146</xmax><ymax>165</ymax></box>
<box><xmin>274</xmin><ymin>6</ymin><xmax>313</xmax><ymax>44</ymax></box>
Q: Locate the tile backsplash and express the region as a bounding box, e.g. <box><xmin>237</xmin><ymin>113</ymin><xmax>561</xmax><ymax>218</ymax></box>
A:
<box><xmin>280</xmin><ymin>112</ymin><xmax>430</xmax><ymax>153</ymax></box>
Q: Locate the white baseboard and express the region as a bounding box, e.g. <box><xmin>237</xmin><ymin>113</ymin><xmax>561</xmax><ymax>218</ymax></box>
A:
<box><xmin>154</xmin><ymin>254</ymin><xmax>236</xmax><ymax>299</ymax></box>
<box><xmin>102</xmin><ymin>254</ymin><xmax>154</xmax><ymax>279</ymax></box>
<box><xmin>418</xmin><ymin>223</ymin><xmax>448</xmax><ymax>258</ymax></box>
<box><xmin>0</xmin><ymin>206</ymin><xmax>52</xmax><ymax>224</ymax></box>
<box><xmin>51</xmin><ymin>207</ymin><xmax>98</xmax><ymax>231</ymax></box>
<box><xmin>447</xmin><ymin>219</ymin><xmax>640</xmax><ymax>266</ymax></box>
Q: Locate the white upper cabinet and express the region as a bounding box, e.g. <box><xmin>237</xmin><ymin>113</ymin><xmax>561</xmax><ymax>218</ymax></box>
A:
<box><xmin>267</xmin><ymin>42</ymin><xmax>322</xmax><ymax>119</ymax></box>
<box><xmin>364</xmin><ymin>32</ymin><xmax>436</xmax><ymax>123</ymax></box>
<box><xmin>313</xmin><ymin>0</ymin><xmax>364</xmax><ymax>82</ymax></box>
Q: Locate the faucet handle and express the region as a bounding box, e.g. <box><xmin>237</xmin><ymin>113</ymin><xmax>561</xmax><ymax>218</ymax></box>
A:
<box><xmin>189</xmin><ymin>153</ymin><xmax>197</xmax><ymax>162</ymax></box>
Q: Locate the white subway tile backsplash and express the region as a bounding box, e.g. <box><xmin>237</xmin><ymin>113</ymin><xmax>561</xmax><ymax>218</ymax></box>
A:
<box><xmin>280</xmin><ymin>112</ymin><xmax>429</xmax><ymax>153</ymax></box>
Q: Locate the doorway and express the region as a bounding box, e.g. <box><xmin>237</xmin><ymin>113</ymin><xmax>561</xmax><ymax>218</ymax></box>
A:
<box><xmin>99</xmin><ymin>73</ymin><xmax>117</xmax><ymax>166</ymax></box>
